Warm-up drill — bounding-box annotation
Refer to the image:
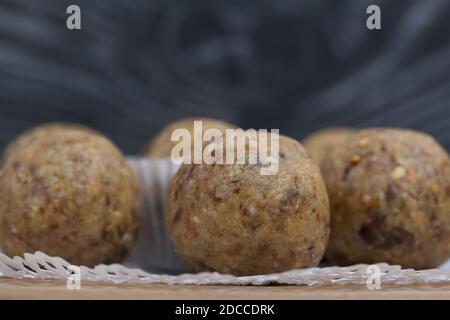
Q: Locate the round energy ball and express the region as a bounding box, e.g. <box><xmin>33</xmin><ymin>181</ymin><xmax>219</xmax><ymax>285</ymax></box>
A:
<box><xmin>166</xmin><ymin>134</ymin><xmax>330</xmax><ymax>275</ymax></box>
<box><xmin>142</xmin><ymin>117</ymin><xmax>237</xmax><ymax>158</ymax></box>
<box><xmin>0</xmin><ymin>126</ymin><xmax>140</xmax><ymax>266</ymax></box>
<box><xmin>322</xmin><ymin>128</ymin><xmax>450</xmax><ymax>269</ymax></box>
<box><xmin>302</xmin><ymin>128</ymin><xmax>354</xmax><ymax>166</ymax></box>
<box><xmin>0</xmin><ymin>123</ymin><xmax>97</xmax><ymax>166</ymax></box>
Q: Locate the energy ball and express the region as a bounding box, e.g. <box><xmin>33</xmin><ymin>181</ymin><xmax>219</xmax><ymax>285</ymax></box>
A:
<box><xmin>0</xmin><ymin>123</ymin><xmax>97</xmax><ymax>165</ymax></box>
<box><xmin>142</xmin><ymin>117</ymin><xmax>237</xmax><ymax>158</ymax></box>
<box><xmin>322</xmin><ymin>128</ymin><xmax>450</xmax><ymax>269</ymax></box>
<box><xmin>302</xmin><ymin>128</ymin><xmax>354</xmax><ymax>166</ymax></box>
<box><xmin>166</xmin><ymin>134</ymin><xmax>330</xmax><ymax>275</ymax></box>
<box><xmin>0</xmin><ymin>126</ymin><xmax>140</xmax><ymax>266</ymax></box>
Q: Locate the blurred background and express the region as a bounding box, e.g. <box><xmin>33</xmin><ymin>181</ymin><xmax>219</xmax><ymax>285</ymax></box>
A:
<box><xmin>0</xmin><ymin>0</ymin><xmax>449</xmax><ymax>154</ymax></box>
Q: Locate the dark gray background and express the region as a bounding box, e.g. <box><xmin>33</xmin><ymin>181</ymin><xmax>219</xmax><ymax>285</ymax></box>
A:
<box><xmin>1</xmin><ymin>0</ymin><xmax>449</xmax><ymax>154</ymax></box>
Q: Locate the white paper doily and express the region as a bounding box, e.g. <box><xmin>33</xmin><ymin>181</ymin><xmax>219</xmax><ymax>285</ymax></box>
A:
<box><xmin>1</xmin><ymin>251</ymin><xmax>450</xmax><ymax>286</ymax></box>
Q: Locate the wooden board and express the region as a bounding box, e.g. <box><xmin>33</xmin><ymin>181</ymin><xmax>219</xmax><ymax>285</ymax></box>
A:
<box><xmin>1</xmin><ymin>278</ymin><xmax>450</xmax><ymax>299</ymax></box>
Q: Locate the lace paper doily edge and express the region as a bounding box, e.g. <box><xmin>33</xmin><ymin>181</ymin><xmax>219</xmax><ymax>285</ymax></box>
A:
<box><xmin>1</xmin><ymin>252</ymin><xmax>450</xmax><ymax>287</ymax></box>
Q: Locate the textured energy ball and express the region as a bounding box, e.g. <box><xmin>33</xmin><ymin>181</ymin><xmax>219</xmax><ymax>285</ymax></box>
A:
<box><xmin>142</xmin><ymin>117</ymin><xmax>237</xmax><ymax>158</ymax></box>
<box><xmin>322</xmin><ymin>128</ymin><xmax>450</xmax><ymax>269</ymax></box>
<box><xmin>166</xmin><ymin>134</ymin><xmax>330</xmax><ymax>275</ymax></box>
<box><xmin>0</xmin><ymin>127</ymin><xmax>141</xmax><ymax>266</ymax></box>
<box><xmin>302</xmin><ymin>128</ymin><xmax>354</xmax><ymax>166</ymax></box>
<box><xmin>0</xmin><ymin>122</ymin><xmax>97</xmax><ymax>165</ymax></box>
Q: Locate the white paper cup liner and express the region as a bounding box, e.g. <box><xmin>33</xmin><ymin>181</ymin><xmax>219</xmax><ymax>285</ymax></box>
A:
<box><xmin>124</xmin><ymin>157</ymin><xmax>186</xmax><ymax>273</ymax></box>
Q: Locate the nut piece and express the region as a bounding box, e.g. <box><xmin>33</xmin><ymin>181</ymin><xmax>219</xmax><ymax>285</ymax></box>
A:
<box><xmin>391</xmin><ymin>166</ymin><xmax>406</xmax><ymax>179</ymax></box>
<box><xmin>166</xmin><ymin>134</ymin><xmax>330</xmax><ymax>276</ymax></box>
<box><xmin>0</xmin><ymin>125</ymin><xmax>141</xmax><ymax>267</ymax></box>
<box><xmin>322</xmin><ymin>128</ymin><xmax>450</xmax><ymax>269</ymax></box>
<box><xmin>141</xmin><ymin>117</ymin><xmax>237</xmax><ymax>158</ymax></box>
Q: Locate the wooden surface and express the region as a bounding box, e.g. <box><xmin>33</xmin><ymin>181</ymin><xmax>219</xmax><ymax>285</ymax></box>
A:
<box><xmin>1</xmin><ymin>278</ymin><xmax>450</xmax><ymax>299</ymax></box>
